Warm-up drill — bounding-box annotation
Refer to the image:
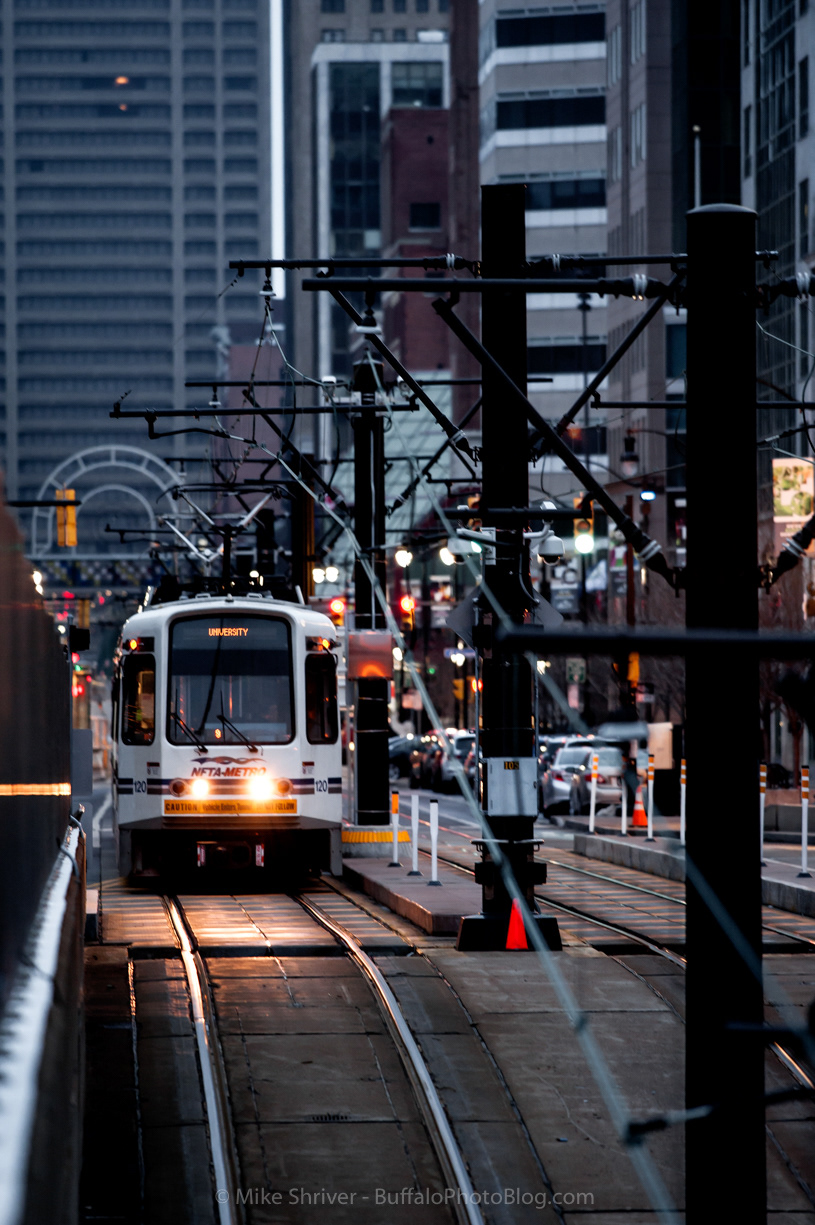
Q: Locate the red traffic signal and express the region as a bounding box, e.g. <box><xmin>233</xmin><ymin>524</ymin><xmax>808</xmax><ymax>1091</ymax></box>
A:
<box><xmin>328</xmin><ymin>597</ymin><xmax>346</xmax><ymax>626</ymax></box>
<box><xmin>399</xmin><ymin>595</ymin><xmax>415</xmax><ymax>615</ymax></box>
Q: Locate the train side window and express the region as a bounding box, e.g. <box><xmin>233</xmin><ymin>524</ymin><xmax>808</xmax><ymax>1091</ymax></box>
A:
<box><xmin>111</xmin><ymin>671</ymin><xmax>120</xmax><ymax>741</ymax></box>
<box><xmin>122</xmin><ymin>654</ymin><xmax>156</xmax><ymax>746</ymax></box>
<box><xmin>305</xmin><ymin>653</ymin><xmax>338</xmax><ymax>745</ymax></box>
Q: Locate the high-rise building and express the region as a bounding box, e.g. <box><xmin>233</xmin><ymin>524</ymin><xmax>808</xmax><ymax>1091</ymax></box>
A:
<box><xmin>742</xmin><ymin>0</ymin><xmax>812</xmax><ymax>412</ymax></box>
<box><xmin>0</xmin><ymin>0</ymin><xmax>276</xmax><ymax>555</ymax></box>
<box><xmin>285</xmin><ymin>0</ymin><xmax>451</xmax><ymax>390</ymax></box>
<box><xmin>477</xmin><ymin>0</ymin><xmax>608</xmax><ymax>496</ymax></box>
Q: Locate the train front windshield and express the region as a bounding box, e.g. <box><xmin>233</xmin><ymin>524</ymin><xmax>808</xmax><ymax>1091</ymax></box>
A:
<box><xmin>168</xmin><ymin>615</ymin><xmax>293</xmax><ymax>746</ymax></box>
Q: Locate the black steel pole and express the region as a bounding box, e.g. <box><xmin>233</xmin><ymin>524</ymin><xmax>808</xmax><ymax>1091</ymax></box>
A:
<box><xmin>684</xmin><ymin>205</ymin><xmax>765</xmax><ymax>1221</ymax></box>
<box><xmin>352</xmin><ymin>356</ymin><xmax>389</xmax><ymax>825</ymax></box>
<box><xmin>458</xmin><ymin>182</ymin><xmax>558</xmax><ymax>950</ymax></box>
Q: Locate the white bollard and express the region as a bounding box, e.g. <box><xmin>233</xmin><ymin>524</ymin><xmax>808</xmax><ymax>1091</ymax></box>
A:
<box><xmin>620</xmin><ymin>773</ymin><xmax>628</xmax><ymax>836</ymax></box>
<box><xmin>800</xmin><ymin>766</ymin><xmax>811</xmax><ymax>878</ymax></box>
<box><xmin>428</xmin><ymin>798</ymin><xmax>441</xmax><ymax>885</ymax></box>
<box><xmin>408</xmin><ymin>791</ymin><xmax>421</xmax><ymax>875</ymax></box>
<box><xmin>646</xmin><ymin>753</ymin><xmax>655</xmax><ymax>842</ymax></box>
<box><xmin>390</xmin><ymin>790</ymin><xmax>400</xmax><ymax>866</ymax></box>
<box><xmin>680</xmin><ymin>758</ymin><xmax>687</xmax><ymax>848</ymax></box>
<box><xmin>588</xmin><ymin>752</ymin><xmax>599</xmax><ymax>834</ymax></box>
<box><xmin>759</xmin><ymin>762</ymin><xmax>767</xmax><ymax>867</ymax></box>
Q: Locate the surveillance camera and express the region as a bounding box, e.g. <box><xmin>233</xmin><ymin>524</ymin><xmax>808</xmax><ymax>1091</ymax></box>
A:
<box><xmin>537</xmin><ymin>534</ymin><xmax>564</xmax><ymax>564</ymax></box>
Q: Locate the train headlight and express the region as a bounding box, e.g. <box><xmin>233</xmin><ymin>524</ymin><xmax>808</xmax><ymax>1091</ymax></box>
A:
<box><xmin>191</xmin><ymin>779</ymin><xmax>210</xmax><ymax>799</ymax></box>
<box><xmin>248</xmin><ymin>777</ymin><xmax>273</xmax><ymax>801</ymax></box>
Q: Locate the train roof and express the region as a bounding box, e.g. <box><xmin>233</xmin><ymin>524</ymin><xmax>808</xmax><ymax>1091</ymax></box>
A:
<box><xmin>119</xmin><ymin>590</ymin><xmax>339</xmax><ymax>640</ymax></box>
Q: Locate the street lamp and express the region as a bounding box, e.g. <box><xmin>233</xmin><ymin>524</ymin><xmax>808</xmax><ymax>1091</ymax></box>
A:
<box><xmin>439</xmin><ymin>545</ymin><xmax>455</xmax><ymax>566</ymax></box>
<box><xmin>395</xmin><ymin>547</ymin><xmax>413</xmax><ymax>568</ymax></box>
<box><xmin>325</xmin><ymin>565</ymin><xmax>340</xmax><ymax>582</ymax></box>
<box><xmin>312</xmin><ymin>566</ymin><xmax>326</xmax><ymax>584</ymax></box>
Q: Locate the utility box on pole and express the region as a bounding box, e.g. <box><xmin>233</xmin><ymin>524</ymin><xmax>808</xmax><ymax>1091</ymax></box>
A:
<box><xmin>457</xmin><ymin>183</ymin><xmax>560</xmax><ymax>951</ymax></box>
<box><xmin>351</xmin><ymin>352</ymin><xmax>390</xmax><ymax>827</ymax></box>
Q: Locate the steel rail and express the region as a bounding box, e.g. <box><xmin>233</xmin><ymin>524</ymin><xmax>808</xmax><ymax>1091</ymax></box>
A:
<box><xmin>165</xmin><ymin>899</ymin><xmax>241</xmax><ymax>1225</ymax></box>
<box><xmin>545</xmin><ymin>852</ymin><xmax>815</xmax><ymax>949</ymax></box>
<box><xmin>295</xmin><ymin>893</ymin><xmax>485</xmax><ymax>1225</ymax></box>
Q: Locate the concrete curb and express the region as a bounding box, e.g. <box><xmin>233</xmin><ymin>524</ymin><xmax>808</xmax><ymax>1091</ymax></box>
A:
<box><xmin>573</xmin><ymin>833</ymin><xmax>815</xmax><ymax>918</ymax></box>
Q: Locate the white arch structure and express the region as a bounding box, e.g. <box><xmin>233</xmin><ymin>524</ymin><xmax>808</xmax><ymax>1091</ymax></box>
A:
<box><xmin>31</xmin><ymin>446</ymin><xmax>182</xmax><ymax>556</ymax></box>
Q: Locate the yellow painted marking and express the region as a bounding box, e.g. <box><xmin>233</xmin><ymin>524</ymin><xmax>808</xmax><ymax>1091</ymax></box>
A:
<box><xmin>0</xmin><ymin>782</ymin><xmax>71</xmax><ymax>796</ymax></box>
<box><xmin>164</xmin><ymin>798</ymin><xmax>297</xmax><ymax>815</ymax></box>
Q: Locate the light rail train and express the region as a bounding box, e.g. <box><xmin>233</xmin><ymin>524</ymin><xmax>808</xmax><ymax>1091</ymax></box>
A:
<box><xmin>112</xmin><ymin>588</ymin><xmax>342</xmax><ymax>877</ymax></box>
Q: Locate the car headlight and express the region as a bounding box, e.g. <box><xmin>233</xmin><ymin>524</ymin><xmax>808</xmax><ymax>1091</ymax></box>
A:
<box><xmin>191</xmin><ymin>778</ymin><xmax>210</xmax><ymax>799</ymax></box>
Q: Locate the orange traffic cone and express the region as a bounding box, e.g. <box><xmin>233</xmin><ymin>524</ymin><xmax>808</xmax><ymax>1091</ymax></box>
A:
<box><xmin>506</xmin><ymin>898</ymin><xmax>528</xmax><ymax>949</ymax></box>
<box><xmin>631</xmin><ymin>784</ymin><xmax>647</xmax><ymax>828</ymax></box>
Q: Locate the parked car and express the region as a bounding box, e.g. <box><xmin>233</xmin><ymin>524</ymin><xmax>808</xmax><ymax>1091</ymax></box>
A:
<box><xmin>409</xmin><ymin>731</ymin><xmax>445</xmax><ymax>788</ymax></box>
<box><xmin>568</xmin><ymin>745</ymin><xmax>625</xmax><ymax>814</ymax></box>
<box><xmin>462</xmin><ymin>744</ymin><xmax>478</xmax><ymax>794</ymax></box>
<box><xmin>435</xmin><ymin>731</ymin><xmax>476</xmax><ymax>793</ymax></box>
<box><xmin>388</xmin><ymin>734</ymin><xmax>415</xmax><ymax>782</ymax></box>
<box><xmin>539</xmin><ymin>739</ymin><xmax>607</xmax><ymax>816</ymax></box>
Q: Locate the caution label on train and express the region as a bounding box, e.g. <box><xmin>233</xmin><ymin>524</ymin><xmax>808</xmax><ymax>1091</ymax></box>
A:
<box><xmin>163</xmin><ymin>799</ymin><xmax>297</xmax><ymax>816</ymax></box>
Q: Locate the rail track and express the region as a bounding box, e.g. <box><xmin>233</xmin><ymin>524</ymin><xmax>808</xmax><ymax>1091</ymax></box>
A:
<box><xmin>153</xmin><ymin>886</ymin><xmax>556</xmax><ymax>1225</ymax></box>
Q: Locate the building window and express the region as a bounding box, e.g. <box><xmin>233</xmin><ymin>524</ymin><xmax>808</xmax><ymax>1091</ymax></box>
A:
<box><xmin>416</xmin><ymin>0</ymin><xmax>429</xmax><ymax>10</ymax></box>
<box><xmin>744</xmin><ymin>105</ymin><xmax>752</xmax><ymax>177</ymax></box>
<box><xmin>496</xmin><ymin>11</ymin><xmax>604</xmax><ymax>47</ymax></box>
<box><xmin>223</xmin><ymin>48</ymin><xmax>256</xmax><ymax>63</ymax></box>
<box><xmin>392</xmin><ymin>61</ymin><xmax>443</xmax><ymax>107</ymax></box>
<box><xmin>371</xmin><ymin>0</ymin><xmax>384</xmax><ymax>9</ymax></box>
<box><xmin>528</xmin><ymin>343</ymin><xmax>607</xmax><ymax>375</ymax></box>
<box><xmin>801</xmin><ymin>303</ymin><xmax>810</xmax><ymax>377</ymax></box>
<box><xmin>526</xmin><ymin>177</ymin><xmax>605</xmax><ymax>210</ymax></box>
<box><xmin>394</xmin><ymin>0</ymin><xmax>406</xmax><ymax>10</ymax></box>
<box><xmin>185</xmin><ymin>75</ymin><xmax>215</xmax><ymax>91</ymax></box>
<box><xmin>800</xmin><ymin>178</ymin><xmax>809</xmax><ymax>257</ymax></box>
<box><xmin>607</xmin><ymin>24</ymin><xmax>622</xmax><ymax>87</ymax></box>
<box><xmin>321</xmin><ymin>0</ymin><xmax>344</xmax><ymax>9</ymax></box>
<box><xmin>321</xmin><ymin>27</ymin><xmax>345</xmax><ymax>41</ymax></box>
<box><xmin>438</xmin><ymin>0</ymin><xmax>448</xmax><ymax>10</ymax></box>
<box><xmin>800</xmin><ymin>57</ymin><xmax>809</xmax><ymax>138</ymax></box>
<box><xmin>409</xmin><ymin>201</ymin><xmax>440</xmax><ymax>229</ymax></box>
<box><xmin>371</xmin><ymin>28</ymin><xmax>384</xmax><ymax>40</ymax></box>
<box><xmin>608</xmin><ymin>125</ymin><xmax>622</xmax><ymax>183</ymax></box>
<box><xmin>666</xmin><ymin>324</ymin><xmax>687</xmax><ymax>381</ymax></box>
<box><xmin>393</xmin><ymin>27</ymin><xmax>407</xmax><ymax>40</ymax></box>
<box><xmin>630</xmin><ymin>0</ymin><xmax>645</xmax><ymax>63</ymax></box>
<box><xmin>496</xmin><ymin>93</ymin><xmax>605</xmax><ymax>130</ymax></box>
<box><xmin>630</xmin><ymin>102</ymin><xmax>646</xmax><ymax>167</ymax></box>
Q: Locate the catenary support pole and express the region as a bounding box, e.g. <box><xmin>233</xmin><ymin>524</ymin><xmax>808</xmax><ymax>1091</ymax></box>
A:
<box><xmin>684</xmin><ymin>204</ymin><xmax>765</xmax><ymax>1223</ymax></box>
<box><xmin>759</xmin><ymin>762</ymin><xmax>766</xmax><ymax>865</ymax></box>
<box><xmin>457</xmin><ymin>183</ymin><xmax>557</xmax><ymax>951</ymax></box>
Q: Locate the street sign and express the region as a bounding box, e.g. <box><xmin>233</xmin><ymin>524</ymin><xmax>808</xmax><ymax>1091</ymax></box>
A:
<box><xmin>566</xmin><ymin>657</ymin><xmax>586</xmax><ymax>684</ymax></box>
<box><xmin>443</xmin><ymin>647</ymin><xmax>476</xmax><ymax>659</ymax></box>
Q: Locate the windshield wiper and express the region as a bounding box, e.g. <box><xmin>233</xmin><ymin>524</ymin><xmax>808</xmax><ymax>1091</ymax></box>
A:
<box><xmin>218</xmin><ymin>695</ymin><xmax>258</xmax><ymax>752</ymax></box>
<box><xmin>171</xmin><ymin>710</ymin><xmax>208</xmax><ymax>753</ymax></box>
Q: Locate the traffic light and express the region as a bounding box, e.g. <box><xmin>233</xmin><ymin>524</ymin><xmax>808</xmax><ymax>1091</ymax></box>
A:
<box><xmin>573</xmin><ymin>495</ymin><xmax>594</xmax><ymax>555</ymax></box>
<box><xmin>56</xmin><ymin>488</ymin><xmax>77</xmax><ymax>548</ymax></box>
<box><xmin>328</xmin><ymin>596</ymin><xmax>345</xmax><ymax>627</ymax></box>
<box><xmin>452</xmin><ymin>677</ymin><xmax>465</xmax><ymax>702</ymax></box>
<box><xmin>399</xmin><ymin>593</ymin><xmax>415</xmax><ymax>633</ymax></box>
